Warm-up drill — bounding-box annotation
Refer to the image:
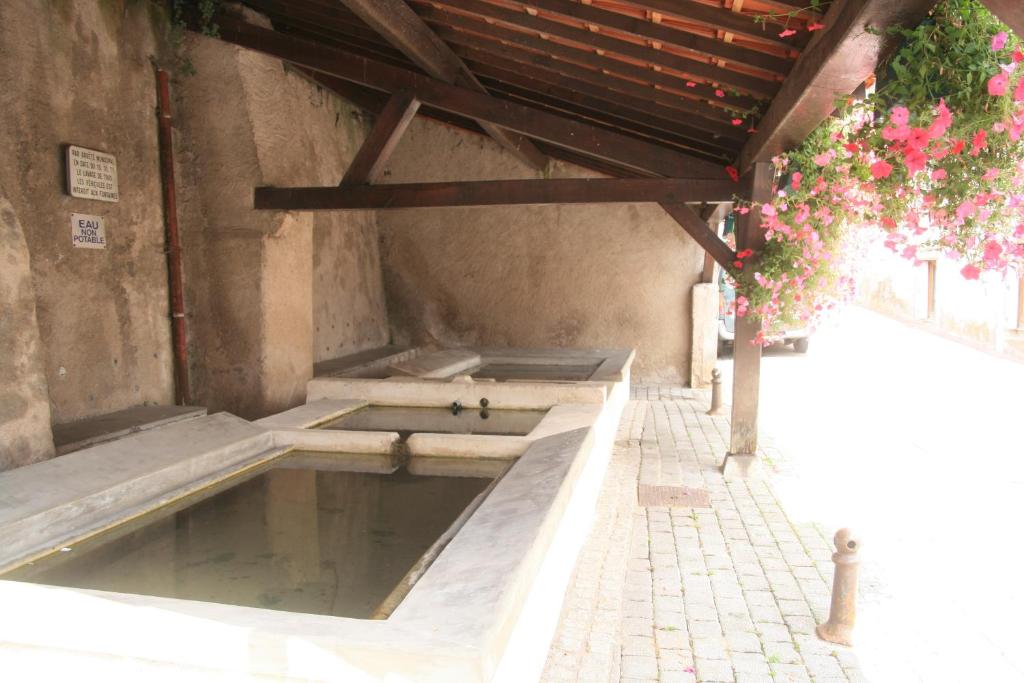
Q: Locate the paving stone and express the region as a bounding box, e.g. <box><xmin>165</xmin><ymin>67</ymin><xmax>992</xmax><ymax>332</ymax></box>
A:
<box><xmin>730</xmin><ymin>651</ymin><xmax>771</xmax><ymax>674</ymax></box>
<box><xmin>621</xmin><ymin>654</ymin><xmax>659</xmax><ymax>679</ymax></box>
<box><xmin>695</xmin><ymin>657</ymin><xmax>736</xmax><ymax>682</ymax></box>
<box><xmin>764</xmin><ymin>640</ymin><xmax>802</xmax><ymax>665</ymax></box>
<box><xmin>725</xmin><ymin>631</ymin><xmax>763</xmax><ymax>653</ymax></box>
<box><xmin>693</xmin><ymin>637</ymin><xmax>729</xmax><ymax>660</ymax></box>
<box><xmin>769</xmin><ymin>663</ymin><xmax>813</xmax><ymax>682</ymax></box>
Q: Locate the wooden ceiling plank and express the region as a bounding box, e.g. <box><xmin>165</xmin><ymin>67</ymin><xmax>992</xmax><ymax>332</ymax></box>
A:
<box><xmin>419</xmin><ymin>0</ymin><xmax>790</xmax><ymax>77</ymax></box>
<box><xmin>422</xmin><ymin>7</ymin><xmax>767</xmax><ymax>104</ymax></box>
<box><xmin>739</xmin><ymin>0</ymin><xmax>938</xmax><ymax>171</ymax></box>
<box><xmin>337</xmin><ymin>0</ymin><xmax>548</xmax><ymax>169</ymax></box>
<box><xmin>465</xmin><ymin>58</ymin><xmax>747</xmax><ymax>144</ymax></box>
<box><xmin>493</xmin><ymin>0</ymin><xmax>796</xmax><ymax>52</ymax></box>
<box><xmin>447</xmin><ymin>40</ymin><xmax>744</xmax><ymax>134</ymax></box>
<box><xmin>214</xmin><ymin>15</ymin><xmax>727</xmax><ymax>178</ymax></box>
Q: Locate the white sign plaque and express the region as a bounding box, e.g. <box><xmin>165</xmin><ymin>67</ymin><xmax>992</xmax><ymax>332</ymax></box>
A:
<box><xmin>66</xmin><ymin>145</ymin><xmax>119</xmax><ymax>202</ymax></box>
<box><xmin>70</xmin><ymin>213</ymin><xmax>107</xmax><ymax>249</ymax></box>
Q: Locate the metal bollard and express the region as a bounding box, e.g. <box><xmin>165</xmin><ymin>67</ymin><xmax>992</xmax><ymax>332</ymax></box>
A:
<box><xmin>816</xmin><ymin>528</ymin><xmax>861</xmax><ymax>646</ymax></box>
<box><xmin>707</xmin><ymin>367</ymin><xmax>725</xmax><ymax>415</ymax></box>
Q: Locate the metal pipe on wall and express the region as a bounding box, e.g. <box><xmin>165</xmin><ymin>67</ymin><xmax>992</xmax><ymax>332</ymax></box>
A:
<box><xmin>156</xmin><ymin>69</ymin><xmax>191</xmax><ymax>405</ymax></box>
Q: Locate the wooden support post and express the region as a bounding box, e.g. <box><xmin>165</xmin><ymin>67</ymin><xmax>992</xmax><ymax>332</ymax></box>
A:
<box><xmin>341</xmin><ymin>91</ymin><xmax>420</xmax><ymax>186</ymax></box>
<box><xmin>722</xmin><ymin>162</ymin><xmax>773</xmax><ymax>479</ymax></box>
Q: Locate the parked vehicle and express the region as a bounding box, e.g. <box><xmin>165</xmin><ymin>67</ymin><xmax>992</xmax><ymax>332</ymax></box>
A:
<box><xmin>718</xmin><ymin>271</ymin><xmax>809</xmax><ymax>353</ymax></box>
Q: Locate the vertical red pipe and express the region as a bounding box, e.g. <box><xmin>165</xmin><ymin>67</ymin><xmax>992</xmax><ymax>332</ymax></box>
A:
<box><xmin>156</xmin><ymin>69</ymin><xmax>191</xmax><ymax>405</ymax></box>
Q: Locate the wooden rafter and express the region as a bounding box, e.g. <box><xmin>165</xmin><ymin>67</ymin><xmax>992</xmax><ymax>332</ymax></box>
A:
<box><xmin>738</xmin><ymin>0</ymin><xmax>938</xmax><ymax>171</ymax></box>
<box><xmin>424</xmin><ymin>9</ymin><xmax>770</xmax><ymax>104</ymax></box>
<box><xmin>418</xmin><ymin>0</ymin><xmax>791</xmax><ymax>77</ymax></box>
<box><xmin>340</xmin><ymin>91</ymin><xmax>420</xmax><ymax>185</ymax></box>
<box><xmin>214</xmin><ymin>15</ymin><xmax>727</xmax><ymax>179</ymax></box>
<box><xmin>337</xmin><ymin>0</ymin><xmax>548</xmax><ymax>170</ymax></box>
<box><xmin>254</xmin><ymin>177</ymin><xmax>737</xmax><ymax>210</ymax></box>
<box><xmin>659</xmin><ymin>202</ymin><xmax>737</xmax><ymax>270</ymax></box>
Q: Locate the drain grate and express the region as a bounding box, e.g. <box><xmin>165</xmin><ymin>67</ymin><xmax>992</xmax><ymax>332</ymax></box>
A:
<box><xmin>637</xmin><ymin>484</ymin><xmax>711</xmax><ymax>508</ymax></box>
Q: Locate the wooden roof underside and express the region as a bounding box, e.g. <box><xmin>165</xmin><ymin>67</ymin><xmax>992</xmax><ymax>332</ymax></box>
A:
<box><xmin>239</xmin><ymin>0</ymin><xmax>822</xmax><ymax>168</ymax></box>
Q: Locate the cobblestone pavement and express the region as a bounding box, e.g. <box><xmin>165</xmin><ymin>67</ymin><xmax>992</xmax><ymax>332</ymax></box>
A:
<box><xmin>541</xmin><ymin>386</ymin><xmax>861</xmax><ymax>683</ymax></box>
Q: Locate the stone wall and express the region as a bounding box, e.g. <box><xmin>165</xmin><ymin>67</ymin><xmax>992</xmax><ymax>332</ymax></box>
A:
<box><xmin>0</xmin><ymin>193</ymin><xmax>55</xmax><ymax>470</ymax></box>
<box><xmin>0</xmin><ymin>1</ymin><xmax>175</xmax><ymax>428</ymax></box>
<box><xmin>377</xmin><ymin>118</ymin><xmax>705</xmax><ymax>381</ymax></box>
<box><xmin>175</xmin><ymin>28</ymin><xmax>390</xmax><ymax>418</ymax></box>
<box><xmin>0</xmin><ymin>1</ymin><xmax>391</xmax><ymax>467</ymax></box>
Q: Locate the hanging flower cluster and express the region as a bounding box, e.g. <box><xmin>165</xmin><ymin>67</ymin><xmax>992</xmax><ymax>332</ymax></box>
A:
<box><xmin>733</xmin><ymin>0</ymin><xmax>1024</xmax><ymax>343</ymax></box>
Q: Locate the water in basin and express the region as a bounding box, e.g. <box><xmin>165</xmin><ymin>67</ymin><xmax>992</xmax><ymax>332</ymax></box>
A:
<box><xmin>471</xmin><ymin>362</ymin><xmax>599</xmax><ymax>382</ymax></box>
<box><xmin>319</xmin><ymin>405</ymin><xmax>547</xmax><ymax>438</ymax></box>
<box><xmin>4</xmin><ymin>456</ymin><xmax>491</xmax><ymax>619</ymax></box>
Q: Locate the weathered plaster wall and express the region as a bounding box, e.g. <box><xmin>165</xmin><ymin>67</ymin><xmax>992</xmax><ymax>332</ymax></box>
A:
<box><xmin>0</xmin><ymin>194</ymin><xmax>56</xmax><ymax>469</ymax></box>
<box><xmin>858</xmin><ymin>242</ymin><xmax>1021</xmax><ymax>355</ymax></box>
<box><xmin>175</xmin><ymin>25</ymin><xmax>389</xmax><ymax>418</ymax></box>
<box><xmin>0</xmin><ymin>1</ymin><xmax>391</xmax><ymax>466</ymax></box>
<box><xmin>377</xmin><ymin>119</ymin><xmax>704</xmax><ymax>381</ymax></box>
<box><xmin>0</xmin><ymin>0</ymin><xmax>175</xmax><ymax>426</ymax></box>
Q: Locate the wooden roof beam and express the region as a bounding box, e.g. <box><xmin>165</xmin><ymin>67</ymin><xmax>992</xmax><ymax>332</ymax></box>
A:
<box><xmin>255</xmin><ymin>177</ymin><xmax>737</xmax><ymax>210</ymax></box>
<box><xmin>337</xmin><ymin>0</ymin><xmax>548</xmax><ymax>170</ymax></box>
<box><xmin>738</xmin><ymin>0</ymin><xmax>938</xmax><ymax>172</ymax></box>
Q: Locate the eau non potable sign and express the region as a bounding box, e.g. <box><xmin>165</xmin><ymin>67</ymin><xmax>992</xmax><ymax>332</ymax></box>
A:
<box><xmin>70</xmin><ymin>213</ymin><xmax>106</xmax><ymax>249</ymax></box>
<box><xmin>66</xmin><ymin>145</ymin><xmax>119</xmax><ymax>202</ymax></box>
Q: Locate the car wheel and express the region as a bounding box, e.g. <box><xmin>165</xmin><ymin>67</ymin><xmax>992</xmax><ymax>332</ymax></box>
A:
<box><xmin>792</xmin><ymin>338</ymin><xmax>809</xmax><ymax>354</ymax></box>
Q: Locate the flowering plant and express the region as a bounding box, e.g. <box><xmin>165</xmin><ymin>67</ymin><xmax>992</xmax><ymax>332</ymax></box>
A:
<box><xmin>733</xmin><ymin>0</ymin><xmax>1024</xmax><ymax>343</ymax></box>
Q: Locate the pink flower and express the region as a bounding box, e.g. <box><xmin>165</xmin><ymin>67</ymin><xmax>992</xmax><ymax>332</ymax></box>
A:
<box><xmin>731</xmin><ymin>118</ymin><xmax>743</xmax><ymax>126</ymax></box>
<box><xmin>686</xmin><ymin>81</ymin><xmax>697</xmax><ymax>88</ymax></box>
<box><xmin>982</xmin><ymin>168</ymin><xmax>1000</xmax><ymax>181</ymax></box>
<box><xmin>779</xmin><ymin>29</ymin><xmax>797</xmax><ymax>38</ymax></box>
<box><xmin>813</xmin><ymin>149</ymin><xmax>835</xmax><ymax>166</ymax></box>
<box><xmin>903</xmin><ymin>147</ymin><xmax>928</xmax><ymax>175</ymax></box>
<box><xmin>929</xmin><ymin>99</ymin><xmax>953</xmax><ymax>139</ymax></box>
<box><xmin>715</xmin><ymin>89</ymin><xmax>726</xmax><ymax>98</ymax></box>
<box><xmin>902</xmin><ymin>245</ymin><xmax>918</xmax><ymax>259</ymax></box>
<box><xmin>870</xmin><ymin>159</ymin><xmax>893</xmax><ymax>179</ymax></box>
<box><xmin>961</xmin><ymin>264</ymin><xmax>981</xmax><ymax>280</ymax></box>
<box><xmin>931</xmin><ymin>168</ymin><xmax>947</xmax><ymax>181</ymax></box>
<box><xmin>882</xmin><ymin>125</ymin><xmax>911</xmax><ymax>142</ymax></box>
<box><xmin>890</xmin><ymin>106</ymin><xmax>910</xmax><ymax>127</ymax></box>
<box><xmin>807</xmin><ymin>22</ymin><xmax>825</xmax><ymax>31</ymax></box>
<box><xmin>988</xmin><ymin>72</ymin><xmax>1009</xmax><ymax>96</ymax></box>
<box><xmin>1015</xmin><ymin>47</ymin><xmax>1024</xmax><ymax>63</ymax></box>
<box><xmin>726</xmin><ymin>165</ymin><xmax>739</xmax><ymax>182</ymax></box>
<box><xmin>971</xmin><ymin>129</ymin><xmax>988</xmax><ymax>156</ymax></box>
<box><xmin>983</xmin><ymin>239</ymin><xmax>1003</xmax><ymax>262</ymax></box>
<box><xmin>760</xmin><ymin>203</ymin><xmax>777</xmax><ymax>217</ymax></box>
<box><xmin>1015</xmin><ymin>78</ymin><xmax>1024</xmax><ymax>102</ymax></box>
<box><xmin>907</xmin><ymin>127</ymin><xmax>930</xmax><ymax>150</ymax></box>
<box><xmin>956</xmin><ymin>200</ymin><xmax>977</xmax><ymax>220</ymax></box>
<box><xmin>791</xmin><ymin>171</ymin><xmax>802</xmax><ymax>190</ymax></box>
<box><xmin>992</xmin><ymin>31</ymin><xmax>1009</xmax><ymax>51</ymax></box>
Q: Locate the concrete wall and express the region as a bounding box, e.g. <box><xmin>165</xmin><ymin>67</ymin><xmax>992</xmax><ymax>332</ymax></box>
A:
<box><xmin>0</xmin><ymin>1</ymin><xmax>175</xmax><ymax>429</ymax></box>
<box><xmin>377</xmin><ymin>118</ymin><xmax>705</xmax><ymax>382</ymax></box>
